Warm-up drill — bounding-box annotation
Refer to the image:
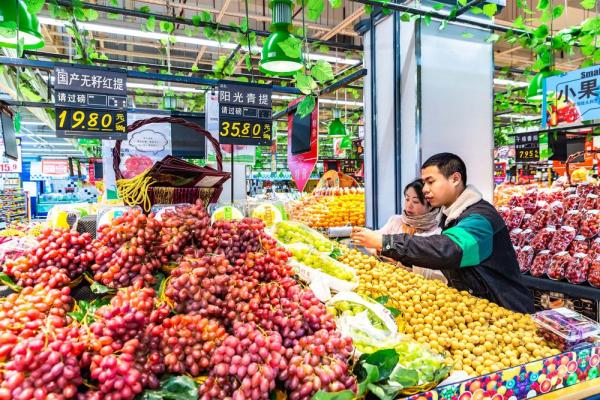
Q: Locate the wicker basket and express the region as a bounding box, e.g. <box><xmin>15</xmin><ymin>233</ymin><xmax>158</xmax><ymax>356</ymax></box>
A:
<box><xmin>113</xmin><ymin>117</ymin><xmax>230</xmax><ymax>208</ymax></box>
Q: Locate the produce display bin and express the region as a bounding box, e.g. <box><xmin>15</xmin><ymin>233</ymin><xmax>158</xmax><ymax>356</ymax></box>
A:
<box><xmin>406</xmin><ymin>344</ymin><xmax>600</xmax><ymax>400</ymax></box>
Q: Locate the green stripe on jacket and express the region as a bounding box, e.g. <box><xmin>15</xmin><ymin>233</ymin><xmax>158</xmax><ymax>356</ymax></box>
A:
<box><xmin>442</xmin><ymin>214</ymin><xmax>494</xmax><ymax>267</ymax></box>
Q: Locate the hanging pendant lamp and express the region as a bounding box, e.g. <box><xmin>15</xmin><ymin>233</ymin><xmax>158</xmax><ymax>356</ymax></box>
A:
<box><xmin>527</xmin><ymin>68</ymin><xmax>559</xmax><ymax>103</ymax></box>
<box><xmin>328</xmin><ymin>106</ymin><xmax>346</xmax><ymax>137</ymax></box>
<box><xmin>0</xmin><ymin>0</ymin><xmax>44</xmax><ymax>50</ymax></box>
<box><xmin>339</xmin><ymin>134</ymin><xmax>352</xmax><ymax>150</ymax></box>
<box><xmin>259</xmin><ymin>0</ymin><xmax>303</xmax><ymax>76</ymax></box>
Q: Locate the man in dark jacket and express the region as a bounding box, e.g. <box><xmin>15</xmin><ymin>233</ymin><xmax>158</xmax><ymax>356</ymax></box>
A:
<box><xmin>352</xmin><ymin>153</ymin><xmax>534</xmax><ymax>314</ymax></box>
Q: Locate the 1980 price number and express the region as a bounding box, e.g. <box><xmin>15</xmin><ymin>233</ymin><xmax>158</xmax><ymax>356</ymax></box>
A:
<box><xmin>56</xmin><ymin>108</ymin><xmax>126</xmax><ymax>133</ymax></box>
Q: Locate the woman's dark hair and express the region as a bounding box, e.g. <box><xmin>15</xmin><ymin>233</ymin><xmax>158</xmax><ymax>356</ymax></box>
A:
<box><xmin>404</xmin><ymin>179</ymin><xmax>427</xmax><ymax>205</ymax></box>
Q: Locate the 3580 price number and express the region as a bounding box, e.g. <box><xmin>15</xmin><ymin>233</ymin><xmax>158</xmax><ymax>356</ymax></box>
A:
<box><xmin>56</xmin><ymin>108</ymin><xmax>126</xmax><ymax>133</ymax></box>
<box><xmin>219</xmin><ymin>119</ymin><xmax>272</xmax><ymax>145</ymax></box>
<box><xmin>517</xmin><ymin>149</ymin><xmax>539</xmax><ymax>161</ymax></box>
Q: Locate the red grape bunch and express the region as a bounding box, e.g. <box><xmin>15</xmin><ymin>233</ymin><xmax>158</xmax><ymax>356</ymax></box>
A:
<box><xmin>238</xmin><ymin>247</ymin><xmax>294</xmax><ymax>283</ymax></box>
<box><xmin>225</xmin><ymin>278</ymin><xmax>336</xmax><ymax>346</ymax></box>
<box><xmin>89</xmin><ymin>282</ymin><xmax>169</xmax><ymax>356</ymax></box>
<box><xmin>0</xmin><ymin>325</ymin><xmax>85</xmax><ymax>400</ymax></box>
<box><xmin>198</xmin><ymin>376</ymin><xmax>239</xmax><ymax>400</ymax></box>
<box><xmin>201</xmin><ymin>218</ymin><xmax>268</xmax><ymax>264</ymax></box>
<box><xmin>3</xmin><ymin>229</ymin><xmax>94</xmax><ymax>288</ymax></box>
<box><xmin>89</xmin><ymin>339</ymin><xmax>145</xmax><ymax>400</ymax></box>
<box><xmin>157</xmin><ymin>201</ymin><xmax>210</xmax><ymax>262</ymax></box>
<box><xmin>0</xmin><ymin>285</ymin><xmax>72</xmax><ymax>342</ymax></box>
<box><xmin>207</xmin><ymin>322</ymin><xmax>287</xmax><ymax>400</ymax></box>
<box><xmin>165</xmin><ymin>255</ymin><xmax>235</xmax><ymax>317</ymax></box>
<box><xmin>91</xmin><ymin>209</ymin><xmax>163</xmax><ymax>288</ymax></box>
<box><xmin>157</xmin><ymin>314</ymin><xmax>228</xmax><ymax>377</ymax></box>
<box><xmin>281</xmin><ymin>330</ymin><xmax>356</xmax><ymax>400</ymax></box>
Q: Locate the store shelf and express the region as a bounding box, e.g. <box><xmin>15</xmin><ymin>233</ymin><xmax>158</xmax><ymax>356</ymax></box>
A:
<box><xmin>521</xmin><ymin>275</ymin><xmax>600</xmax><ymax>301</ymax></box>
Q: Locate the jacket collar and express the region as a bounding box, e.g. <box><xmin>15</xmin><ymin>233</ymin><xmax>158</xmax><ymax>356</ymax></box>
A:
<box><xmin>441</xmin><ymin>185</ymin><xmax>483</xmax><ymax>227</ymax></box>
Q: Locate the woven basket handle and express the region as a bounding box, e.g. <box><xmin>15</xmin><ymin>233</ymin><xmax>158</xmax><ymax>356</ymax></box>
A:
<box><xmin>113</xmin><ymin>116</ymin><xmax>223</xmax><ymax>180</ymax></box>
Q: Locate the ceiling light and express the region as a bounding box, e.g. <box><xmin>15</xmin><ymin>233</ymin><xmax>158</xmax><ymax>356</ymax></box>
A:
<box><xmin>0</xmin><ymin>0</ymin><xmax>44</xmax><ymax>49</ymax></box>
<box><xmin>493</xmin><ymin>79</ymin><xmax>529</xmax><ymax>88</ymax></box>
<box><xmin>17</xmin><ymin>133</ymin><xmax>57</xmax><ymax>138</ymax></box>
<box><xmin>527</xmin><ymin>68</ymin><xmax>559</xmax><ymax>103</ymax></box>
<box><xmin>328</xmin><ymin>110</ymin><xmax>346</xmax><ymax>137</ymax></box>
<box><xmin>339</xmin><ymin>135</ymin><xmax>352</xmax><ymax>150</ymax></box>
<box><xmin>21</xmin><ymin>121</ymin><xmax>47</xmax><ymax>126</ymax></box>
<box><xmin>128</xmin><ymin>82</ymin><xmax>203</xmax><ymax>93</ymax></box>
<box><xmin>259</xmin><ymin>0</ymin><xmax>303</xmax><ymax>76</ymax></box>
<box><xmin>38</xmin><ymin>16</ymin><xmax>359</xmax><ymax>65</ymax></box>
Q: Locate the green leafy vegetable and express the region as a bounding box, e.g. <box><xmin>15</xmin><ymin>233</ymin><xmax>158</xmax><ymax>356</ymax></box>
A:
<box><xmin>361</xmin><ymin>349</ymin><xmax>399</xmax><ymax>380</ymax></box>
<box><xmin>461</xmin><ymin>32</ymin><xmax>474</xmax><ymax>39</ymax></box>
<box><xmin>160</xmin><ymin>21</ymin><xmax>175</xmax><ymax>34</ymax></box>
<box><xmin>307</xmin><ymin>0</ymin><xmax>325</xmax><ymax>21</ymax></box>
<box><xmin>25</xmin><ymin>0</ymin><xmax>46</xmax><ymax>14</ymax></box>
<box><xmin>0</xmin><ymin>272</ymin><xmax>21</xmax><ymax>292</ymax></box>
<box><xmin>278</xmin><ymin>36</ymin><xmax>303</xmax><ymax>59</ymax></box>
<box><xmin>329</xmin><ymin>0</ymin><xmax>343</xmax><ymax>8</ymax></box>
<box><xmin>296</xmin><ymin>95</ymin><xmax>316</xmax><ymax>118</ymax></box>
<box><xmin>389</xmin><ymin>368</ymin><xmax>419</xmax><ymax>388</ymax></box>
<box><xmin>311</xmin><ymin>390</ymin><xmax>355</xmax><ymax>400</ymax></box>
<box><xmin>90</xmin><ymin>280</ymin><xmax>114</xmax><ymax>294</ymax></box>
<box><xmin>311</xmin><ymin>60</ymin><xmax>334</xmax><ymax>83</ymax></box>
<box><xmin>294</xmin><ymin>72</ymin><xmax>317</xmax><ymax>95</ymax></box>
<box><xmin>482</xmin><ymin>3</ymin><xmax>497</xmax><ymax>17</ymax></box>
<box><xmin>141</xmin><ymin>375</ymin><xmax>198</xmax><ymax>400</ymax></box>
<box><xmin>146</xmin><ymin>16</ymin><xmax>156</xmax><ymax>32</ymax></box>
<box><xmin>580</xmin><ymin>0</ymin><xmax>596</xmax><ymax>9</ymax></box>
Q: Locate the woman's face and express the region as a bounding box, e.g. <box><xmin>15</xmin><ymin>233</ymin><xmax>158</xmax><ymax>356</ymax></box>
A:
<box><xmin>404</xmin><ymin>187</ymin><xmax>430</xmax><ymax>216</ymax></box>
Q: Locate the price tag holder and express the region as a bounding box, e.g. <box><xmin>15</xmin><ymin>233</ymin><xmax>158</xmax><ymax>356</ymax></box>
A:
<box><xmin>55</xmin><ymin>107</ymin><xmax>127</xmax><ymax>140</ymax></box>
<box><xmin>217</xmin><ymin>81</ymin><xmax>273</xmax><ymax>146</ymax></box>
<box><xmin>219</xmin><ymin>118</ymin><xmax>272</xmax><ymax>146</ymax></box>
<box><xmin>515</xmin><ymin>133</ymin><xmax>540</xmax><ymax>163</ymax></box>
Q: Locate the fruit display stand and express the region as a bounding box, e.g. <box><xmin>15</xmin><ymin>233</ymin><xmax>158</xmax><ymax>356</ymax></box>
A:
<box><xmin>404</xmin><ymin>344</ymin><xmax>600</xmax><ymax>400</ymax></box>
<box><xmin>286</xmin><ymin>171</ymin><xmax>366</xmax><ymax>230</ymax></box>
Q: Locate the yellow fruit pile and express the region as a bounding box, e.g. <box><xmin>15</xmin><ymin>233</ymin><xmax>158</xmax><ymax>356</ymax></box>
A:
<box><xmin>288</xmin><ymin>190</ymin><xmax>365</xmax><ymax>228</ymax></box>
<box><xmin>337</xmin><ymin>246</ymin><xmax>561</xmax><ymax>377</ymax></box>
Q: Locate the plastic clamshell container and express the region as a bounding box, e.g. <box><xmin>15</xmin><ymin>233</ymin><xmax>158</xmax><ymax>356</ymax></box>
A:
<box><xmin>532</xmin><ymin>307</ymin><xmax>600</xmax><ymax>351</ymax></box>
<box><xmin>271</xmin><ymin>220</ymin><xmax>334</xmax><ymax>253</ymax></box>
<box><xmin>286</xmin><ymin>243</ymin><xmax>358</xmax><ymax>293</ymax></box>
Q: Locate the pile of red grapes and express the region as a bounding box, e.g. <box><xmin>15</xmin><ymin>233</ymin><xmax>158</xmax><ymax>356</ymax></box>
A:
<box><xmin>92</xmin><ymin>209</ymin><xmax>163</xmax><ymax>288</ymax></box>
<box><xmin>157</xmin><ymin>201</ymin><xmax>211</xmax><ymax>262</ymax></box>
<box><xmin>3</xmin><ymin>229</ymin><xmax>94</xmax><ymax>288</ymax></box>
<box><xmin>0</xmin><ymin>206</ymin><xmax>357</xmax><ymax>399</ymax></box>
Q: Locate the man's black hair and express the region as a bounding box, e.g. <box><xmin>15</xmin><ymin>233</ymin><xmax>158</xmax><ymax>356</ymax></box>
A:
<box><xmin>422</xmin><ymin>153</ymin><xmax>467</xmax><ymax>186</ymax></box>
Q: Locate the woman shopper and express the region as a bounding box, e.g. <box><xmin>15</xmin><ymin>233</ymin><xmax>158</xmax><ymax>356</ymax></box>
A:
<box><xmin>372</xmin><ymin>179</ymin><xmax>446</xmax><ymax>282</ymax></box>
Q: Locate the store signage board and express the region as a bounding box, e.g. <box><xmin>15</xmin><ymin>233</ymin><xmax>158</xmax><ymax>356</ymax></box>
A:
<box><xmin>55</xmin><ymin>107</ymin><xmax>127</xmax><ymax>140</ymax></box>
<box><xmin>217</xmin><ymin>81</ymin><xmax>272</xmax><ymax>146</ymax></box>
<box><xmin>542</xmin><ymin>65</ymin><xmax>600</xmax><ymax>128</ymax></box>
<box><xmin>287</xmin><ymin>98</ymin><xmax>319</xmax><ymax>192</ymax></box>
<box><xmin>0</xmin><ymin>138</ymin><xmax>21</xmax><ymax>173</ymax></box>
<box><xmin>515</xmin><ymin>133</ymin><xmax>540</xmax><ymax>162</ymax></box>
<box><xmin>41</xmin><ymin>159</ymin><xmax>69</xmax><ymax>177</ymax></box>
<box><xmin>55</xmin><ymin>90</ymin><xmax>127</xmax><ymax>109</ymax></box>
<box><xmin>54</xmin><ymin>66</ymin><xmax>127</xmax><ymax>95</ymax></box>
<box><xmin>54</xmin><ymin>65</ymin><xmax>128</xmax><ymax>140</ymax></box>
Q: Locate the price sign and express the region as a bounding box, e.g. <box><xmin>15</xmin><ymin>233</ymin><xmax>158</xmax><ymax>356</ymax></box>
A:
<box><xmin>218</xmin><ymin>81</ymin><xmax>272</xmax><ymax>146</ymax></box>
<box><xmin>54</xmin><ymin>64</ymin><xmax>128</xmax><ymax>140</ymax></box>
<box><xmin>219</xmin><ymin>119</ymin><xmax>272</xmax><ymax>146</ymax></box>
<box><xmin>515</xmin><ymin>133</ymin><xmax>540</xmax><ymax>163</ymax></box>
<box><xmin>55</xmin><ymin>108</ymin><xmax>127</xmax><ymax>140</ymax></box>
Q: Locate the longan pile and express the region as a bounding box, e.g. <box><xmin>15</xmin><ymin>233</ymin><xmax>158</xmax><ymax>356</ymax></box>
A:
<box><xmin>337</xmin><ymin>246</ymin><xmax>561</xmax><ymax>377</ymax></box>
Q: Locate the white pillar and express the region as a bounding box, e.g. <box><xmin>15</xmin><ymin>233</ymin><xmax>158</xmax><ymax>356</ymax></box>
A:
<box><xmin>363</xmin><ymin>12</ymin><xmax>494</xmax><ymax>228</ymax></box>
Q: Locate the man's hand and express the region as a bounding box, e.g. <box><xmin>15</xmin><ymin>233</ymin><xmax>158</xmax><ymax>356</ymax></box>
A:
<box><xmin>351</xmin><ymin>227</ymin><xmax>383</xmax><ymax>252</ymax></box>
